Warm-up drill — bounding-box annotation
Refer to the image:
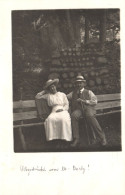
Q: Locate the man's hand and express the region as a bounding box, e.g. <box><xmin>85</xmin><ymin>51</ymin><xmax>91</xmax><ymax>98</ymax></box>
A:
<box><xmin>77</xmin><ymin>98</ymin><xmax>86</xmax><ymax>103</ymax></box>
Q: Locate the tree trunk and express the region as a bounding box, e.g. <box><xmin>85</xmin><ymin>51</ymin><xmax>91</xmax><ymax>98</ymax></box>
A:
<box><xmin>85</xmin><ymin>15</ymin><xmax>89</xmax><ymax>44</ymax></box>
<box><xmin>72</xmin><ymin>11</ymin><xmax>81</xmax><ymax>46</ymax></box>
<box><xmin>66</xmin><ymin>10</ymin><xmax>75</xmax><ymax>46</ymax></box>
<box><xmin>100</xmin><ymin>10</ymin><xmax>106</xmax><ymax>47</ymax></box>
<box><xmin>40</xmin><ymin>21</ymin><xmax>66</xmax><ymax>59</ymax></box>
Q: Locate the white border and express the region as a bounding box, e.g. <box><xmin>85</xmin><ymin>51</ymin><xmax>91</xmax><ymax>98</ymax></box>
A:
<box><xmin>0</xmin><ymin>1</ymin><xmax>125</xmax><ymax>195</ymax></box>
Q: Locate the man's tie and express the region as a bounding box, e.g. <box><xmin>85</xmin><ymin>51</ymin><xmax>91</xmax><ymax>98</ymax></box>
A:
<box><xmin>77</xmin><ymin>90</ymin><xmax>81</xmax><ymax>98</ymax></box>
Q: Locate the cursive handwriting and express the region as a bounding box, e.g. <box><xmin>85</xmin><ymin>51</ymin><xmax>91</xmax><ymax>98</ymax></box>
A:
<box><xmin>20</xmin><ymin>165</ymin><xmax>87</xmax><ymax>176</ymax></box>
<box><xmin>20</xmin><ymin>166</ymin><xmax>46</xmax><ymax>176</ymax></box>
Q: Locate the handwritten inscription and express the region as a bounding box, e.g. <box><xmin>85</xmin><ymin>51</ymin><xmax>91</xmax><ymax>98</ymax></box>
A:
<box><xmin>73</xmin><ymin>165</ymin><xmax>85</xmax><ymax>174</ymax></box>
<box><xmin>20</xmin><ymin>165</ymin><xmax>87</xmax><ymax>176</ymax></box>
<box><xmin>49</xmin><ymin>168</ymin><xmax>59</xmax><ymax>172</ymax></box>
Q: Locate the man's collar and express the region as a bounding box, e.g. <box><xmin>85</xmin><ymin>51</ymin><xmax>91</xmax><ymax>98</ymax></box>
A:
<box><xmin>80</xmin><ymin>88</ymin><xmax>84</xmax><ymax>93</ymax></box>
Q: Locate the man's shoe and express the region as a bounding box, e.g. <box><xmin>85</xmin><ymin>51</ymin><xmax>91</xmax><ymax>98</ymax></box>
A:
<box><xmin>71</xmin><ymin>139</ymin><xmax>79</xmax><ymax>147</ymax></box>
<box><xmin>91</xmin><ymin>139</ymin><xmax>97</xmax><ymax>145</ymax></box>
<box><xmin>101</xmin><ymin>139</ymin><xmax>107</xmax><ymax>146</ymax></box>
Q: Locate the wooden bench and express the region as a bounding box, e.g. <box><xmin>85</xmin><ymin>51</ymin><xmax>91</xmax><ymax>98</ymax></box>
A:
<box><xmin>13</xmin><ymin>93</ymin><xmax>121</xmax><ymax>151</ymax></box>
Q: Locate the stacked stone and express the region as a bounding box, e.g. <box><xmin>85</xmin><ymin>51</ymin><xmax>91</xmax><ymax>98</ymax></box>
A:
<box><xmin>48</xmin><ymin>43</ymin><xmax>120</xmax><ymax>94</ymax></box>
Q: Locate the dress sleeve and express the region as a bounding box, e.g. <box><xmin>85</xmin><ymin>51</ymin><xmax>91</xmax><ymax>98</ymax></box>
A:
<box><xmin>63</xmin><ymin>93</ymin><xmax>69</xmax><ymax>111</ymax></box>
<box><xmin>35</xmin><ymin>90</ymin><xmax>48</xmax><ymax>99</ymax></box>
<box><xmin>86</xmin><ymin>90</ymin><xmax>97</xmax><ymax>105</ymax></box>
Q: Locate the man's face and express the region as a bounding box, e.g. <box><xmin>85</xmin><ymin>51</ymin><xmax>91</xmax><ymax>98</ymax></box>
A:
<box><xmin>75</xmin><ymin>81</ymin><xmax>85</xmax><ymax>90</ymax></box>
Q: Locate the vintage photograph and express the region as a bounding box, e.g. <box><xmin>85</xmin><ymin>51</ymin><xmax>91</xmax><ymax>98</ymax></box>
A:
<box><xmin>12</xmin><ymin>9</ymin><xmax>121</xmax><ymax>152</ymax></box>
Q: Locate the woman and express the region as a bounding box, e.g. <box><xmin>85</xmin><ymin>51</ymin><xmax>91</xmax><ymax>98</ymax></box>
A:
<box><xmin>35</xmin><ymin>78</ymin><xmax>72</xmax><ymax>142</ymax></box>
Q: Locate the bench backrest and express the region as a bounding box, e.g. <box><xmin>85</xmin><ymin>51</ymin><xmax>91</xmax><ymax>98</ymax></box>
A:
<box><xmin>13</xmin><ymin>93</ymin><xmax>121</xmax><ymax>123</ymax></box>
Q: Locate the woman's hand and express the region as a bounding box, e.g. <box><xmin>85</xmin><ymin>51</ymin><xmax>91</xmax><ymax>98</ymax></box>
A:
<box><xmin>44</xmin><ymin>89</ymin><xmax>49</xmax><ymax>94</ymax></box>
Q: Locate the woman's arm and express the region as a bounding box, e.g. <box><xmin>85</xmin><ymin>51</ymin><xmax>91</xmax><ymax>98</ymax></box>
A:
<box><xmin>35</xmin><ymin>90</ymin><xmax>48</xmax><ymax>99</ymax></box>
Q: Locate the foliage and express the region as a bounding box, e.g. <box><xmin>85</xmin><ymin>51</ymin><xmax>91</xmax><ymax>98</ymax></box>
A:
<box><xmin>12</xmin><ymin>9</ymin><xmax>120</xmax><ymax>100</ymax></box>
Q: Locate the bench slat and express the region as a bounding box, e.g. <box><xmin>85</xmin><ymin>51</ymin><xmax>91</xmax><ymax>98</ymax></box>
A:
<box><xmin>13</xmin><ymin>111</ymin><xmax>38</xmax><ymax>121</ymax></box>
<box><xmin>23</xmin><ymin>100</ymin><xmax>36</xmax><ymax>108</ymax></box>
<box><xmin>14</xmin><ymin>122</ymin><xmax>44</xmax><ymax>128</ymax></box>
<box><xmin>96</xmin><ymin>100</ymin><xmax>120</xmax><ymax>110</ymax></box>
<box><xmin>13</xmin><ymin>109</ymin><xmax>121</xmax><ymax>128</ymax></box>
<box><xmin>96</xmin><ymin>110</ymin><xmax>121</xmax><ymax>116</ymax></box>
<box><xmin>13</xmin><ymin>100</ymin><xmax>35</xmax><ymax>109</ymax></box>
<box><xmin>97</xmin><ymin>93</ymin><xmax>121</xmax><ymax>102</ymax></box>
<box><xmin>13</xmin><ymin>101</ymin><xmax>22</xmax><ymax>108</ymax></box>
<box><xmin>13</xmin><ymin>100</ymin><xmax>121</xmax><ymax>121</ymax></box>
<box><xmin>13</xmin><ymin>93</ymin><xmax>121</xmax><ymax>109</ymax></box>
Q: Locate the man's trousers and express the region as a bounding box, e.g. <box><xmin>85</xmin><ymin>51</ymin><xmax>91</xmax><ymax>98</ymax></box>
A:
<box><xmin>71</xmin><ymin>109</ymin><xmax>106</xmax><ymax>142</ymax></box>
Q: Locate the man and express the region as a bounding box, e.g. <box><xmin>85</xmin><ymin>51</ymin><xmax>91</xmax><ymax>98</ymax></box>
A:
<box><xmin>67</xmin><ymin>75</ymin><xmax>107</xmax><ymax>147</ymax></box>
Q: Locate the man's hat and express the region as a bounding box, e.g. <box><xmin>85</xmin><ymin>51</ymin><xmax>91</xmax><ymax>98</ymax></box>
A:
<box><xmin>75</xmin><ymin>75</ymin><xmax>86</xmax><ymax>82</ymax></box>
<box><xmin>44</xmin><ymin>79</ymin><xmax>59</xmax><ymax>89</ymax></box>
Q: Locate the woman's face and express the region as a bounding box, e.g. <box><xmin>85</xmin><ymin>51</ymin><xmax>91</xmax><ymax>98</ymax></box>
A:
<box><xmin>48</xmin><ymin>84</ymin><xmax>57</xmax><ymax>94</ymax></box>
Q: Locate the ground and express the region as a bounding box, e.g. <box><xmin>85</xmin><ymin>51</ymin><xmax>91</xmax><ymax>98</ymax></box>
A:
<box><xmin>14</xmin><ymin>113</ymin><xmax>121</xmax><ymax>152</ymax></box>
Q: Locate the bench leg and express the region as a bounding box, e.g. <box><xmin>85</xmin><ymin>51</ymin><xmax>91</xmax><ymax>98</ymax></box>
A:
<box><xmin>18</xmin><ymin>127</ymin><xmax>27</xmax><ymax>151</ymax></box>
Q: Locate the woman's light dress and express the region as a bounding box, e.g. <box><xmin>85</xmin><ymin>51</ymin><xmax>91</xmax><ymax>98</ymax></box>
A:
<box><xmin>36</xmin><ymin>91</ymin><xmax>72</xmax><ymax>141</ymax></box>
